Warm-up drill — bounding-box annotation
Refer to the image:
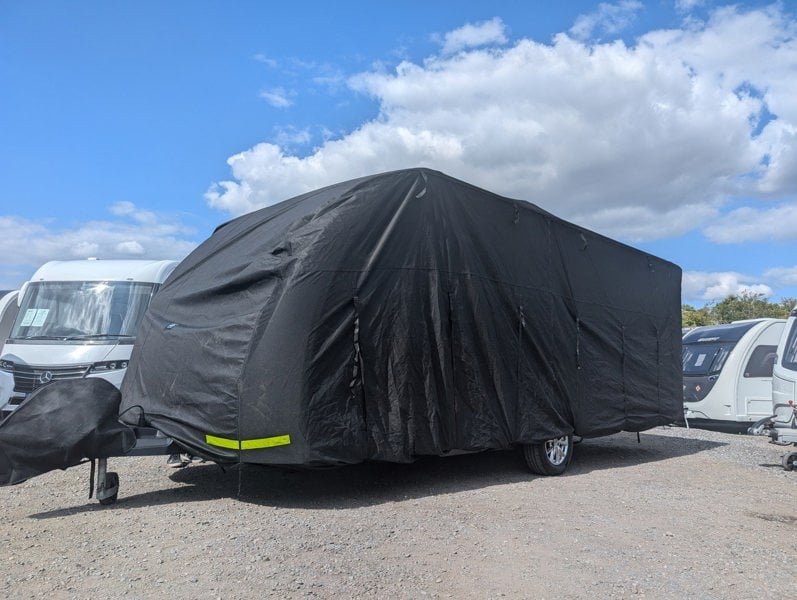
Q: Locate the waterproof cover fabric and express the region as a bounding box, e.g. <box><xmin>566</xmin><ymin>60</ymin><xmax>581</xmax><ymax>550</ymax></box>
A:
<box><xmin>120</xmin><ymin>168</ymin><xmax>682</xmax><ymax>466</ymax></box>
<box><xmin>0</xmin><ymin>379</ymin><xmax>136</xmax><ymax>485</ymax></box>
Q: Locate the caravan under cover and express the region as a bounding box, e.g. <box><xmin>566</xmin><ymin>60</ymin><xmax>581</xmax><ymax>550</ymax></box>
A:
<box><xmin>120</xmin><ymin>168</ymin><xmax>682</xmax><ymax>466</ymax></box>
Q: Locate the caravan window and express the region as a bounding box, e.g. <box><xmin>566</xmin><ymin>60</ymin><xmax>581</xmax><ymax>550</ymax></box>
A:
<box><xmin>743</xmin><ymin>345</ymin><xmax>778</xmax><ymax>378</ymax></box>
<box><xmin>682</xmin><ymin>343</ymin><xmax>733</xmax><ymax>376</ymax></box>
<box><xmin>781</xmin><ymin>321</ymin><xmax>797</xmax><ymax>372</ymax></box>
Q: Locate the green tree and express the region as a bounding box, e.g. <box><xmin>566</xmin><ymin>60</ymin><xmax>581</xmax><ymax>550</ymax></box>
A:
<box><xmin>776</xmin><ymin>297</ymin><xmax>797</xmax><ymax>317</ymax></box>
<box><xmin>685</xmin><ymin>292</ymin><xmax>797</xmax><ymax>327</ymax></box>
<box><xmin>681</xmin><ymin>304</ymin><xmax>711</xmax><ymax>328</ymax></box>
<box><xmin>711</xmin><ymin>291</ymin><xmax>771</xmax><ymax>323</ymax></box>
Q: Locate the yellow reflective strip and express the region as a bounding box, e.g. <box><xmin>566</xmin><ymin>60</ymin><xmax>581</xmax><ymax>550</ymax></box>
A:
<box><xmin>241</xmin><ymin>434</ymin><xmax>291</xmax><ymax>450</ymax></box>
<box><xmin>205</xmin><ymin>434</ymin><xmax>291</xmax><ymax>450</ymax></box>
<box><xmin>205</xmin><ymin>434</ymin><xmax>240</xmax><ymax>450</ymax></box>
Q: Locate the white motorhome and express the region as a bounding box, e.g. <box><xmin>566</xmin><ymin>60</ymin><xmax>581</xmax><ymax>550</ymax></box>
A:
<box><xmin>0</xmin><ymin>259</ymin><xmax>178</xmax><ymax>418</ymax></box>
<box><xmin>682</xmin><ymin>318</ymin><xmax>786</xmax><ymax>432</ymax></box>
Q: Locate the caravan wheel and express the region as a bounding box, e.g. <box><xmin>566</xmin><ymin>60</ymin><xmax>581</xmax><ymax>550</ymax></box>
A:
<box><xmin>522</xmin><ymin>434</ymin><xmax>573</xmax><ymax>476</ymax></box>
<box><xmin>782</xmin><ymin>452</ymin><xmax>797</xmax><ymax>471</ymax></box>
<box><xmin>98</xmin><ymin>472</ymin><xmax>119</xmax><ymax>505</ymax></box>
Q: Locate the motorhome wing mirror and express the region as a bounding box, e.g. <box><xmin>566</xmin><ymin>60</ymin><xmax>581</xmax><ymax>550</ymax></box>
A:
<box><xmin>16</xmin><ymin>282</ymin><xmax>27</xmax><ymax>307</ymax></box>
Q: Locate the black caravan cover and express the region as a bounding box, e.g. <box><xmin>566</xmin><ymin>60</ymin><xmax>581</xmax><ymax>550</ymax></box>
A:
<box><xmin>120</xmin><ymin>168</ymin><xmax>682</xmax><ymax>466</ymax></box>
<box><xmin>0</xmin><ymin>379</ymin><xmax>135</xmax><ymax>485</ymax></box>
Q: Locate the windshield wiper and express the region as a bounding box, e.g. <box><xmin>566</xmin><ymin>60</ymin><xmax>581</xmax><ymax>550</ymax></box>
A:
<box><xmin>68</xmin><ymin>334</ymin><xmax>135</xmax><ymax>340</ymax></box>
<box><xmin>18</xmin><ymin>333</ymin><xmax>135</xmax><ymax>341</ymax></box>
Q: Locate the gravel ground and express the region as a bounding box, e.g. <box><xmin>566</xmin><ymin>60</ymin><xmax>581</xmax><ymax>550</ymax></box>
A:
<box><xmin>1</xmin><ymin>425</ymin><xmax>795</xmax><ymax>599</ymax></box>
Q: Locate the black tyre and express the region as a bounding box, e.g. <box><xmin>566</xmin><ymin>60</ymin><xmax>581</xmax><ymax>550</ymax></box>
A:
<box><xmin>98</xmin><ymin>472</ymin><xmax>119</xmax><ymax>505</ymax></box>
<box><xmin>782</xmin><ymin>452</ymin><xmax>797</xmax><ymax>472</ymax></box>
<box><xmin>523</xmin><ymin>434</ymin><xmax>573</xmax><ymax>476</ymax></box>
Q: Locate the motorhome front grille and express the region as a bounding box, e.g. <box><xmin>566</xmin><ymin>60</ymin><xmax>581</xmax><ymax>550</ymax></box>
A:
<box><xmin>12</xmin><ymin>364</ymin><xmax>92</xmax><ymax>394</ymax></box>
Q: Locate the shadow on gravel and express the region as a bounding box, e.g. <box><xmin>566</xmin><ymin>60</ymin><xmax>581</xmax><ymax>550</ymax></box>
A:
<box><xmin>31</xmin><ymin>428</ymin><xmax>725</xmax><ymax>516</ymax></box>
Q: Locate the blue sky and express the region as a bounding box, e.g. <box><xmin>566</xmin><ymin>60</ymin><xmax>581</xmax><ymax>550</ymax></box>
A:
<box><xmin>2</xmin><ymin>1</ymin><xmax>797</xmax><ymax>305</ymax></box>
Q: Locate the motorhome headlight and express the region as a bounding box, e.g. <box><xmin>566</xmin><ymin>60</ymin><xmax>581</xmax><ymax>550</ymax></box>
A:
<box><xmin>0</xmin><ymin>359</ymin><xmax>13</xmax><ymax>372</ymax></box>
<box><xmin>89</xmin><ymin>360</ymin><xmax>129</xmax><ymax>373</ymax></box>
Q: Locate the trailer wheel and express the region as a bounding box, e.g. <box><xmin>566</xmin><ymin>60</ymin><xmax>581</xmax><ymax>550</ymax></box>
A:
<box><xmin>782</xmin><ymin>452</ymin><xmax>797</xmax><ymax>472</ymax></box>
<box><xmin>98</xmin><ymin>472</ymin><xmax>119</xmax><ymax>505</ymax></box>
<box><xmin>522</xmin><ymin>434</ymin><xmax>573</xmax><ymax>476</ymax></box>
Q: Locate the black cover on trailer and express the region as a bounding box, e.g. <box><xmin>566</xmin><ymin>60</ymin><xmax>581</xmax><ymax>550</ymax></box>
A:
<box><xmin>120</xmin><ymin>168</ymin><xmax>682</xmax><ymax>466</ymax></box>
<box><xmin>0</xmin><ymin>379</ymin><xmax>135</xmax><ymax>485</ymax></box>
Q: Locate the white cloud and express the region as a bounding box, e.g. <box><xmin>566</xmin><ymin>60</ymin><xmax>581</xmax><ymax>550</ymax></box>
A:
<box><xmin>273</xmin><ymin>126</ymin><xmax>313</xmax><ymax>150</ymax></box>
<box><xmin>0</xmin><ymin>206</ymin><xmax>198</xmax><ymax>289</ymax></box>
<box><xmin>205</xmin><ymin>4</ymin><xmax>797</xmax><ymax>245</ymax></box>
<box><xmin>109</xmin><ymin>201</ymin><xmax>162</xmax><ymax>226</ymax></box>
<box><xmin>570</xmin><ymin>1</ymin><xmax>643</xmax><ymax>40</ymax></box>
<box><xmin>438</xmin><ymin>17</ymin><xmax>508</xmax><ymax>55</ymax></box>
<box><xmin>764</xmin><ymin>266</ymin><xmax>797</xmax><ymax>287</ymax></box>
<box><xmin>577</xmin><ymin>202</ymin><xmax>719</xmax><ymax>242</ymax></box>
<box><xmin>71</xmin><ymin>241</ymin><xmax>100</xmax><ymax>257</ymax></box>
<box><xmin>252</xmin><ymin>53</ymin><xmax>278</xmax><ymax>67</ymax></box>
<box><xmin>259</xmin><ymin>88</ymin><xmax>293</xmax><ymax>108</ymax></box>
<box><xmin>703</xmin><ymin>203</ymin><xmax>797</xmax><ymax>243</ymax></box>
<box><xmin>110</xmin><ymin>201</ymin><xmax>136</xmax><ymax>216</ymax></box>
<box><xmin>115</xmin><ymin>241</ymin><xmax>145</xmax><ymax>255</ymax></box>
<box><xmin>757</xmin><ymin>123</ymin><xmax>797</xmax><ymax>195</ymax></box>
<box><xmin>675</xmin><ymin>0</ymin><xmax>705</xmax><ymax>13</ymax></box>
<box><xmin>683</xmin><ymin>270</ymin><xmax>773</xmax><ymax>303</ymax></box>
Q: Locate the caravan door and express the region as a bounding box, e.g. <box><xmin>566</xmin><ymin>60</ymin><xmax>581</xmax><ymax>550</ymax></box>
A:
<box><xmin>735</xmin><ymin>320</ymin><xmax>785</xmax><ymax>420</ymax></box>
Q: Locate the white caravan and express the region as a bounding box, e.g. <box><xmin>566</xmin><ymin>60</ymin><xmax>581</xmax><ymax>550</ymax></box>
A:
<box><xmin>747</xmin><ymin>307</ymin><xmax>797</xmax><ymax>470</ymax></box>
<box><xmin>0</xmin><ymin>259</ymin><xmax>178</xmax><ymax>418</ymax></box>
<box><xmin>682</xmin><ymin>318</ymin><xmax>786</xmax><ymax>432</ymax></box>
<box><xmin>772</xmin><ymin>306</ymin><xmax>797</xmax><ymax>424</ymax></box>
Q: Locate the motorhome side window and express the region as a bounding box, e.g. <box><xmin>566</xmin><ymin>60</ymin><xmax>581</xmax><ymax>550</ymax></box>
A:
<box><xmin>781</xmin><ymin>321</ymin><xmax>797</xmax><ymax>371</ymax></box>
<box><xmin>11</xmin><ymin>281</ymin><xmax>156</xmax><ymax>340</ymax></box>
<box><xmin>743</xmin><ymin>345</ymin><xmax>778</xmax><ymax>378</ymax></box>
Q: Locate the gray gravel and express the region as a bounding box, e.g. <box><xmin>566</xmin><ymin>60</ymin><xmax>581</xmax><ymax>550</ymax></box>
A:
<box><xmin>1</xmin><ymin>425</ymin><xmax>795</xmax><ymax>599</ymax></box>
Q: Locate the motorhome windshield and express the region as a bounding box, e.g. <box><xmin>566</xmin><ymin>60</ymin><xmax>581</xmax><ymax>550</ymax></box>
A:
<box><xmin>682</xmin><ymin>342</ymin><xmax>734</xmax><ymax>376</ymax></box>
<box><xmin>10</xmin><ymin>281</ymin><xmax>156</xmax><ymax>341</ymax></box>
